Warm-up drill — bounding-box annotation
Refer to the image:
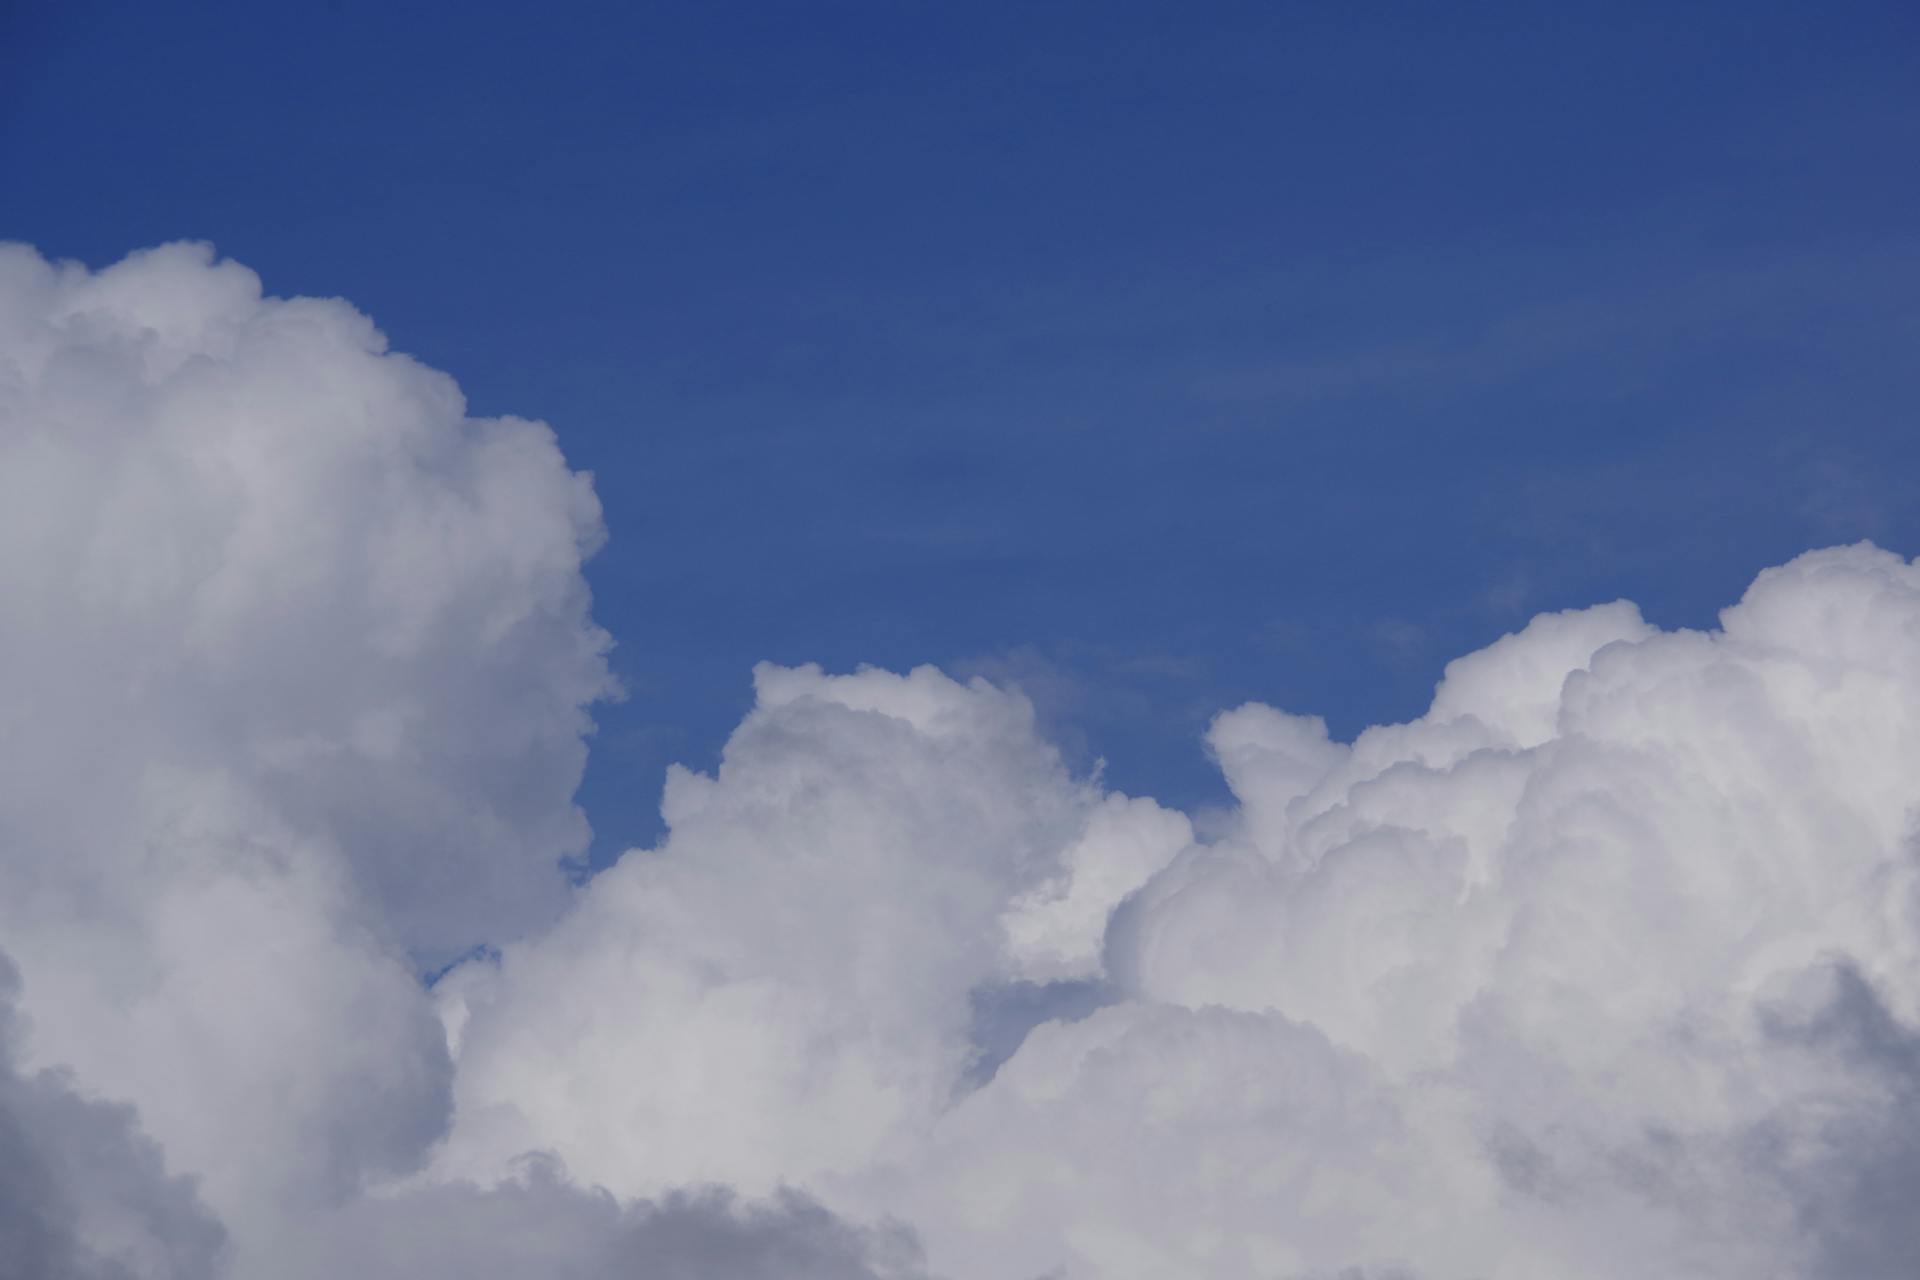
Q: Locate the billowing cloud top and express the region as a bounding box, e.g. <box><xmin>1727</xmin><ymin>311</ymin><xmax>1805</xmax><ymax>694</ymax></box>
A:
<box><xmin>3</xmin><ymin>243</ymin><xmax>1918</xmax><ymax>1279</ymax></box>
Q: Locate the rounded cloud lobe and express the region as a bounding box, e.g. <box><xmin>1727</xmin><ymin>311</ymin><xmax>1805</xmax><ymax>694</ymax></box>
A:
<box><xmin>4</xmin><ymin>243</ymin><xmax>1919</xmax><ymax>1279</ymax></box>
<box><xmin>0</xmin><ymin>243</ymin><xmax>910</xmax><ymax>1279</ymax></box>
<box><xmin>0</xmin><ymin>952</ymin><xmax>225</xmax><ymax>1280</ymax></box>
<box><xmin>439</xmin><ymin>562</ymin><xmax>1920</xmax><ymax>1279</ymax></box>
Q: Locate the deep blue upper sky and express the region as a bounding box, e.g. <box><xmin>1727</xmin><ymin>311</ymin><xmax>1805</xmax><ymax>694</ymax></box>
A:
<box><xmin>5</xmin><ymin>0</ymin><xmax>1917</xmax><ymax>862</ymax></box>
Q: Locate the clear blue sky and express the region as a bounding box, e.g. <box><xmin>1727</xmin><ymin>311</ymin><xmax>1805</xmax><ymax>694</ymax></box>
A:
<box><xmin>6</xmin><ymin>0</ymin><xmax>1917</xmax><ymax>862</ymax></box>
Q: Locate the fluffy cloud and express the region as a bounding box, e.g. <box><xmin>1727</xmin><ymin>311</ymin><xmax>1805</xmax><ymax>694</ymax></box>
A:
<box><xmin>432</xmin><ymin>661</ymin><xmax>1186</xmax><ymax>1197</ymax></box>
<box><xmin>436</xmin><ymin>548</ymin><xmax>1920</xmax><ymax>1279</ymax></box>
<box><xmin>1011</xmin><ymin>549</ymin><xmax>1920</xmax><ymax>1277</ymax></box>
<box><xmin>0</xmin><ymin>244</ymin><xmax>920</xmax><ymax>1277</ymax></box>
<box><xmin>0</xmin><ymin>952</ymin><xmax>225</xmax><ymax>1280</ymax></box>
<box><xmin>0</xmin><ymin>240</ymin><xmax>612</xmax><ymax>1253</ymax></box>
<box><xmin>5</xmin><ymin>242</ymin><xmax>1919</xmax><ymax>1279</ymax></box>
<box><xmin>0</xmin><ymin>241</ymin><xmax>613</xmax><ymax>964</ymax></box>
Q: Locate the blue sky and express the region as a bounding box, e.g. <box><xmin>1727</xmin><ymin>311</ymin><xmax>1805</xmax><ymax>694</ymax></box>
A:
<box><xmin>6</xmin><ymin>0</ymin><xmax>1917</xmax><ymax>863</ymax></box>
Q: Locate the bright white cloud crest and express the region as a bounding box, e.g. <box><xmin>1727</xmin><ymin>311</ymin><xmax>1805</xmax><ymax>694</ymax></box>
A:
<box><xmin>2</xmin><ymin>244</ymin><xmax>1917</xmax><ymax>1278</ymax></box>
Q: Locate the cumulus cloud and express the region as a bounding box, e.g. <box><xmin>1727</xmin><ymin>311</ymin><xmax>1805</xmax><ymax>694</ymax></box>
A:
<box><xmin>436</xmin><ymin>548</ymin><xmax>1920</xmax><ymax>1279</ymax></box>
<box><xmin>0</xmin><ymin>243</ymin><xmax>927</xmax><ymax>1277</ymax></box>
<box><xmin>0</xmin><ymin>951</ymin><xmax>225</xmax><ymax>1280</ymax></box>
<box><xmin>432</xmin><ymin>660</ymin><xmax>1186</xmax><ymax>1197</ymax></box>
<box><xmin>0</xmin><ymin>240</ymin><xmax>613</xmax><ymax>1254</ymax></box>
<box><xmin>5</xmin><ymin>242</ymin><xmax>1920</xmax><ymax>1279</ymax></box>
<box><xmin>0</xmin><ymin>240</ymin><xmax>614</xmax><ymax>964</ymax></box>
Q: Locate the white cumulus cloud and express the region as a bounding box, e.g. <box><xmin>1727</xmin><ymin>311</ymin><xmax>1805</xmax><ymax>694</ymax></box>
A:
<box><xmin>437</xmin><ymin>548</ymin><xmax>1920</xmax><ymax>1279</ymax></box>
<box><xmin>433</xmin><ymin>660</ymin><xmax>1185</xmax><ymax>1197</ymax></box>
<box><xmin>0</xmin><ymin>243</ymin><xmax>920</xmax><ymax>1278</ymax></box>
<box><xmin>4</xmin><ymin>242</ymin><xmax>1918</xmax><ymax>1280</ymax></box>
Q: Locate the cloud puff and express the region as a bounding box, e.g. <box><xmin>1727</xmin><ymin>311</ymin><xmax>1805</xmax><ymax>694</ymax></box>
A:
<box><xmin>0</xmin><ymin>951</ymin><xmax>225</xmax><ymax>1280</ymax></box>
<box><xmin>0</xmin><ymin>241</ymin><xmax>614</xmax><ymax>964</ymax></box>
<box><xmin>6</xmin><ymin>242</ymin><xmax>1920</xmax><ymax>1279</ymax></box>
<box><xmin>0</xmin><ymin>240</ymin><xmax>618</xmax><ymax>1255</ymax></box>
<box><xmin>433</xmin><ymin>661</ymin><xmax>1186</xmax><ymax>1197</ymax></box>
<box><xmin>438</xmin><ymin>547</ymin><xmax>1920</xmax><ymax>1279</ymax></box>
<box><xmin>1006</xmin><ymin>548</ymin><xmax>1920</xmax><ymax>1277</ymax></box>
<box><xmin>0</xmin><ymin>243</ymin><xmax>920</xmax><ymax>1277</ymax></box>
